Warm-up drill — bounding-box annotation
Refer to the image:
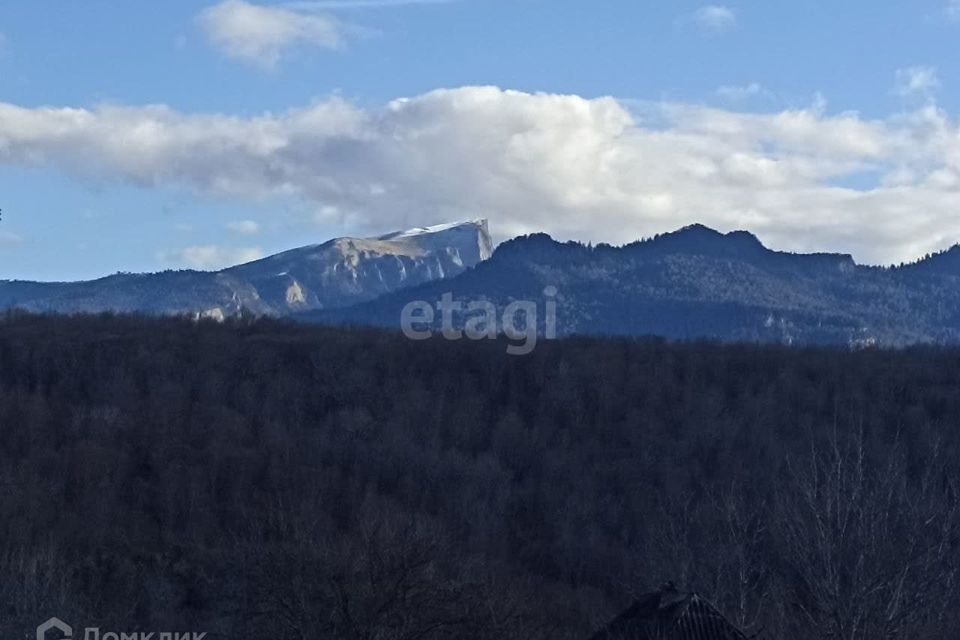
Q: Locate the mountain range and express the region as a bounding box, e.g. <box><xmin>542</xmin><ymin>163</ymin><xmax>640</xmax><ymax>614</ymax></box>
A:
<box><xmin>302</xmin><ymin>223</ymin><xmax>960</xmax><ymax>346</ymax></box>
<box><xmin>8</xmin><ymin>219</ymin><xmax>960</xmax><ymax>346</ymax></box>
<box><xmin>0</xmin><ymin>220</ymin><xmax>492</xmax><ymax>319</ymax></box>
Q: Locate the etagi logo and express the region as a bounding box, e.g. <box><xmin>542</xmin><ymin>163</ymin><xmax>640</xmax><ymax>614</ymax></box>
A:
<box><xmin>401</xmin><ymin>287</ymin><xmax>558</xmax><ymax>356</ymax></box>
<box><xmin>37</xmin><ymin>618</ymin><xmax>72</xmax><ymax>640</ymax></box>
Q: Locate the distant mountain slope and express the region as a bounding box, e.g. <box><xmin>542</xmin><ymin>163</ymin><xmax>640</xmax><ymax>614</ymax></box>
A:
<box><xmin>300</xmin><ymin>224</ymin><xmax>960</xmax><ymax>346</ymax></box>
<box><xmin>0</xmin><ymin>219</ymin><xmax>492</xmax><ymax>317</ymax></box>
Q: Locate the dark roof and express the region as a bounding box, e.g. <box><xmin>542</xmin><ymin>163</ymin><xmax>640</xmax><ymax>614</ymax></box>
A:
<box><xmin>589</xmin><ymin>586</ymin><xmax>750</xmax><ymax>640</ymax></box>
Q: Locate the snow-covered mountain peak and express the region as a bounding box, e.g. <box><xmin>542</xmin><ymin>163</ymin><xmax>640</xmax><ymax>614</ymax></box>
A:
<box><xmin>372</xmin><ymin>219</ymin><xmax>492</xmax><ymax>263</ymax></box>
<box><xmin>378</xmin><ymin>219</ymin><xmax>489</xmax><ymax>241</ymax></box>
<box><xmin>0</xmin><ymin>220</ymin><xmax>494</xmax><ymax>317</ymax></box>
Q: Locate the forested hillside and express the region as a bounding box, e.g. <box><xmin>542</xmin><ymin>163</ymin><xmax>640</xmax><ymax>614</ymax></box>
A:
<box><xmin>1</xmin><ymin>314</ymin><xmax>960</xmax><ymax>639</ymax></box>
<box><xmin>308</xmin><ymin>225</ymin><xmax>960</xmax><ymax>345</ymax></box>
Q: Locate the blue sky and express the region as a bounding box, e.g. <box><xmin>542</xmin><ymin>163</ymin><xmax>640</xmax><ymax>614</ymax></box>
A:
<box><xmin>0</xmin><ymin>0</ymin><xmax>958</xmax><ymax>279</ymax></box>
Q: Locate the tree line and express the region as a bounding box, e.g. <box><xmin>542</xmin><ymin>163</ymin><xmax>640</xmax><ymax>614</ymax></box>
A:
<box><xmin>1</xmin><ymin>312</ymin><xmax>959</xmax><ymax>638</ymax></box>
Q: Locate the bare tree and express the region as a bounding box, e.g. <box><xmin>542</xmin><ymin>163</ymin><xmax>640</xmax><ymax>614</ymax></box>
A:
<box><xmin>773</xmin><ymin>427</ymin><xmax>959</xmax><ymax>640</ymax></box>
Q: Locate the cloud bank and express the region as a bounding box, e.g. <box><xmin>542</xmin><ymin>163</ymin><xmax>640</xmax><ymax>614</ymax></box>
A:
<box><xmin>0</xmin><ymin>86</ymin><xmax>958</xmax><ymax>264</ymax></box>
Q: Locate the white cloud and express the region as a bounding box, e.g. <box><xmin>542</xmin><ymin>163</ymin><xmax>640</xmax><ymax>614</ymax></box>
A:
<box><xmin>159</xmin><ymin>245</ymin><xmax>264</xmax><ymax>270</ymax></box>
<box><xmin>0</xmin><ymin>87</ymin><xmax>958</xmax><ymax>265</ymax></box>
<box><xmin>895</xmin><ymin>66</ymin><xmax>940</xmax><ymax>99</ymax></box>
<box><xmin>689</xmin><ymin>5</ymin><xmax>737</xmax><ymax>34</ymax></box>
<box><xmin>226</xmin><ymin>219</ymin><xmax>261</xmax><ymax>235</ymax></box>
<box><xmin>716</xmin><ymin>82</ymin><xmax>773</xmax><ymax>102</ymax></box>
<box><xmin>285</xmin><ymin>0</ymin><xmax>455</xmax><ymax>8</ymax></box>
<box><xmin>198</xmin><ymin>0</ymin><xmax>343</xmax><ymax>68</ymax></box>
<box><xmin>0</xmin><ymin>230</ymin><xmax>24</xmax><ymax>246</ymax></box>
<box><xmin>947</xmin><ymin>0</ymin><xmax>960</xmax><ymax>21</ymax></box>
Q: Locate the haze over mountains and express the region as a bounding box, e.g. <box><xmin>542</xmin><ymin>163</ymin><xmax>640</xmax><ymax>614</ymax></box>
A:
<box><xmin>7</xmin><ymin>219</ymin><xmax>960</xmax><ymax>346</ymax></box>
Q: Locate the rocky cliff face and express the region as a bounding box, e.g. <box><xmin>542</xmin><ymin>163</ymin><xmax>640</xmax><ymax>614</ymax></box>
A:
<box><xmin>0</xmin><ymin>219</ymin><xmax>493</xmax><ymax>318</ymax></box>
<box><xmin>223</xmin><ymin>219</ymin><xmax>493</xmax><ymax>315</ymax></box>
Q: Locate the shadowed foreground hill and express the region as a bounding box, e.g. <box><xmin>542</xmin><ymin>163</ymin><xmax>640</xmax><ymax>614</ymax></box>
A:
<box><xmin>1</xmin><ymin>314</ymin><xmax>960</xmax><ymax>638</ymax></box>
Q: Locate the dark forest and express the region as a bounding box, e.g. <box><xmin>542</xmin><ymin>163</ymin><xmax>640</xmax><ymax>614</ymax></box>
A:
<box><xmin>2</xmin><ymin>313</ymin><xmax>960</xmax><ymax>639</ymax></box>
